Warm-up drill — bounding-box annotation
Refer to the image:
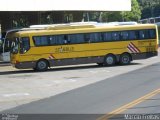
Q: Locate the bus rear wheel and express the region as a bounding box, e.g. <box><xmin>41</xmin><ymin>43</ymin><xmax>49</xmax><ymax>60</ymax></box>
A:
<box><xmin>119</xmin><ymin>53</ymin><xmax>131</xmax><ymax>65</ymax></box>
<box><xmin>104</xmin><ymin>54</ymin><xmax>116</xmax><ymax>66</ymax></box>
<box><xmin>36</xmin><ymin>59</ymin><xmax>49</xmax><ymax>71</ymax></box>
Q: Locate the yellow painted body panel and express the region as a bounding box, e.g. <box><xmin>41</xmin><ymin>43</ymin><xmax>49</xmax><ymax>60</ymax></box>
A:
<box><xmin>13</xmin><ymin>39</ymin><xmax>157</xmax><ymax>62</ymax></box>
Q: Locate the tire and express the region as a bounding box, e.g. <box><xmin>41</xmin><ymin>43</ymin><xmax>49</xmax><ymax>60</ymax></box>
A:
<box><xmin>119</xmin><ymin>53</ymin><xmax>131</xmax><ymax>65</ymax></box>
<box><xmin>36</xmin><ymin>60</ymin><xmax>48</xmax><ymax>71</ymax></box>
<box><xmin>104</xmin><ymin>54</ymin><xmax>116</xmax><ymax>66</ymax></box>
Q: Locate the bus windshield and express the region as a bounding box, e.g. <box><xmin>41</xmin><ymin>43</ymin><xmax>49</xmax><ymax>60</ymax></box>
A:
<box><xmin>11</xmin><ymin>38</ymin><xmax>19</xmax><ymax>54</ymax></box>
<box><xmin>19</xmin><ymin>37</ymin><xmax>30</xmax><ymax>54</ymax></box>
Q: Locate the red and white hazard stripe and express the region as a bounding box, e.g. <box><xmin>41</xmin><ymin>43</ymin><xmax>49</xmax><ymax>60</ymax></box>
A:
<box><xmin>48</xmin><ymin>54</ymin><xmax>55</xmax><ymax>59</ymax></box>
<box><xmin>127</xmin><ymin>42</ymin><xmax>141</xmax><ymax>53</ymax></box>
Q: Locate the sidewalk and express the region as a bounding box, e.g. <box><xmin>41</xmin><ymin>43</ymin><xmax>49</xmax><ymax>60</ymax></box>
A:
<box><xmin>0</xmin><ymin>61</ymin><xmax>10</xmax><ymax>66</ymax></box>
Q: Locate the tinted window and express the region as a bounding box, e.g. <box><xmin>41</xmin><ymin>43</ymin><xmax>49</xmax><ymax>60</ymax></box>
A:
<box><xmin>102</xmin><ymin>32</ymin><xmax>112</xmax><ymax>41</ymax></box>
<box><xmin>49</xmin><ymin>35</ymin><xmax>64</xmax><ymax>45</ymax></box>
<box><xmin>139</xmin><ymin>30</ymin><xmax>149</xmax><ymax>39</ymax></box>
<box><xmin>33</xmin><ymin>36</ymin><xmax>49</xmax><ymax>46</ymax></box>
<box><xmin>55</xmin><ymin>35</ymin><xmax>64</xmax><ymax>45</ymax></box>
<box><xmin>121</xmin><ymin>31</ymin><xmax>129</xmax><ymax>40</ymax></box>
<box><xmin>20</xmin><ymin>37</ymin><xmax>30</xmax><ymax>54</ymax></box>
<box><xmin>68</xmin><ymin>34</ymin><xmax>84</xmax><ymax>44</ymax></box>
<box><xmin>128</xmin><ymin>31</ymin><xmax>139</xmax><ymax>40</ymax></box>
<box><xmin>90</xmin><ymin>33</ymin><xmax>101</xmax><ymax>42</ymax></box>
<box><xmin>84</xmin><ymin>34</ymin><xmax>91</xmax><ymax>43</ymax></box>
<box><xmin>33</xmin><ymin>28</ymin><xmax>157</xmax><ymax>46</ymax></box>
<box><xmin>149</xmin><ymin>29</ymin><xmax>156</xmax><ymax>39</ymax></box>
<box><xmin>49</xmin><ymin>36</ymin><xmax>56</xmax><ymax>45</ymax></box>
<box><xmin>112</xmin><ymin>32</ymin><xmax>120</xmax><ymax>41</ymax></box>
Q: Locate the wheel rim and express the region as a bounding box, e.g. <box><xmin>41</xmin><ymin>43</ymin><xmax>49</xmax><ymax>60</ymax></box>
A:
<box><xmin>121</xmin><ymin>55</ymin><xmax>130</xmax><ymax>64</ymax></box>
<box><xmin>38</xmin><ymin>61</ymin><xmax>47</xmax><ymax>70</ymax></box>
<box><xmin>106</xmin><ymin>56</ymin><xmax>114</xmax><ymax>65</ymax></box>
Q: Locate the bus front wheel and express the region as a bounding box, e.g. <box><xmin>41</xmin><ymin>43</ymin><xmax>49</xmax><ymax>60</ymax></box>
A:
<box><xmin>36</xmin><ymin>59</ymin><xmax>49</xmax><ymax>71</ymax></box>
<box><xmin>119</xmin><ymin>53</ymin><xmax>131</xmax><ymax>65</ymax></box>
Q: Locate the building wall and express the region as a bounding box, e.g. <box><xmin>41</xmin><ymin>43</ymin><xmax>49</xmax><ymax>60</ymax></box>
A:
<box><xmin>0</xmin><ymin>11</ymin><xmax>84</xmax><ymax>37</ymax></box>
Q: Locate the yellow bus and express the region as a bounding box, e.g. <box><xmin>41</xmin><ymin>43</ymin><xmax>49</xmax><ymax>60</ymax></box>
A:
<box><xmin>10</xmin><ymin>23</ymin><xmax>158</xmax><ymax>71</ymax></box>
<box><xmin>157</xmin><ymin>22</ymin><xmax>160</xmax><ymax>43</ymax></box>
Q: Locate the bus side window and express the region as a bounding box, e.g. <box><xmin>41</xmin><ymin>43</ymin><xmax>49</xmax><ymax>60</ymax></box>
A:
<box><xmin>90</xmin><ymin>33</ymin><xmax>101</xmax><ymax>43</ymax></box>
<box><xmin>49</xmin><ymin>35</ymin><xmax>64</xmax><ymax>45</ymax></box>
<box><xmin>57</xmin><ymin>35</ymin><xmax>63</xmax><ymax>45</ymax></box>
<box><xmin>149</xmin><ymin>29</ymin><xmax>156</xmax><ymax>39</ymax></box>
<box><xmin>112</xmin><ymin>32</ymin><xmax>120</xmax><ymax>41</ymax></box>
<box><xmin>135</xmin><ymin>31</ymin><xmax>139</xmax><ymax>40</ymax></box>
<box><xmin>121</xmin><ymin>31</ymin><xmax>129</xmax><ymax>40</ymax></box>
<box><xmin>63</xmin><ymin>35</ymin><xmax>69</xmax><ymax>44</ymax></box>
<box><xmin>129</xmin><ymin>30</ymin><xmax>139</xmax><ymax>40</ymax></box>
<box><xmin>139</xmin><ymin>30</ymin><xmax>149</xmax><ymax>40</ymax></box>
<box><xmin>101</xmin><ymin>33</ymin><xmax>104</xmax><ymax>41</ymax></box>
<box><xmin>68</xmin><ymin>34</ymin><xmax>84</xmax><ymax>44</ymax></box>
<box><xmin>49</xmin><ymin>36</ymin><xmax>56</xmax><ymax>45</ymax></box>
<box><xmin>84</xmin><ymin>34</ymin><xmax>91</xmax><ymax>43</ymax></box>
<box><xmin>49</xmin><ymin>35</ymin><xmax>68</xmax><ymax>45</ymax></box>
<box><xmin>77</xmin><ymin>34</ymin><xmax>85</xmax><ymax>43</ymax></box>
<box><xmin>102</xmin><ymin>32</ymin><xmax>112</xmax><ymax>41</ymax></box>
<box><xmin>33</xmin><ymin>36</ymin><xmax>49</xmax><ymax>46</ymax></box>
<box><xmin>129</xmin><ymin>31</ymin><xmax>137</xmax><ymax>40</ymax></box>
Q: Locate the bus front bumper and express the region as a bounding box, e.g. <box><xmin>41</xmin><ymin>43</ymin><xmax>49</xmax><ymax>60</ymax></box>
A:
<box><xmin>13</xmin><ymin>61</ymin><xmax>36</xmax><ymax>69</ymax></box>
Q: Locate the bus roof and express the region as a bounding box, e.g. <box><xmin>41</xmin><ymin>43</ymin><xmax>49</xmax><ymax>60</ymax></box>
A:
<box><xmin>15</xmin><ymin>23</ymin><xmax>157</xmax><ymax>36</ymax></box>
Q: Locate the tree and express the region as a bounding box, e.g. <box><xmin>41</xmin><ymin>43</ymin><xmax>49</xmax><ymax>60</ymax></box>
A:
<box><xmin>101</xmin><ymin>11</ymin><xmax>122</xmax><ymax>22</ymax></box>
<box><xmin>137</xmin><ymin>0</ymin><xmax>160</xmax><ymax>19</ymax></box>
<box><xmin>122</xmin><ymin>0</ymin><xmax>141</xmax><ymax>21</ymax></box>
<box><xmin>101</xmin><ymin>0</ymin><xmax>141</xmax><ymax>22</ymax></box>
<box><xmin>138</xmin><ymin>0</ymin><xmax>160</xmax><ymax>9</ymax></box>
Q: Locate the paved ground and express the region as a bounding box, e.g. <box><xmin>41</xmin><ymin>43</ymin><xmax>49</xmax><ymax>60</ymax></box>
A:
<box><xmin>0</xmin><ymin>53</ymin><xmax>160</xmax><ymax>117</ymax></box>
<box><xmin>1</xmin><ymin>60</ymin><xmax>160</xmax><ymax>120</ymax></box>
<box><xmin>4</xmin><ymin>63</ymin><xmax>160</xmax><ymax>114</ymax></box>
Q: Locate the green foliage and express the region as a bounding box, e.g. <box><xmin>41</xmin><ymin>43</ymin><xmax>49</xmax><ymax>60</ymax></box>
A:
<box><xmin>138</xmin><ymin>0</ymin><xmax>160</xmax><ymax>18</ymax></box>
<box><xmin>101</xmin><ymin>12</ymin><xmax>122</xmax><ymax>22</ymax></box>
<box><xmin>122</xmin><ymin>0</ymin><xmax>141</xmax><ymax>21</ymax></box>
<box><xmin>101</xmin><ymin>0</ymin><xmax>141</xmax><ymax>22</ymax></box>
<box><xmin>138</xmin><ymin>0</ymin><xmax>160</xmax><ymax>9</ymax></box>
